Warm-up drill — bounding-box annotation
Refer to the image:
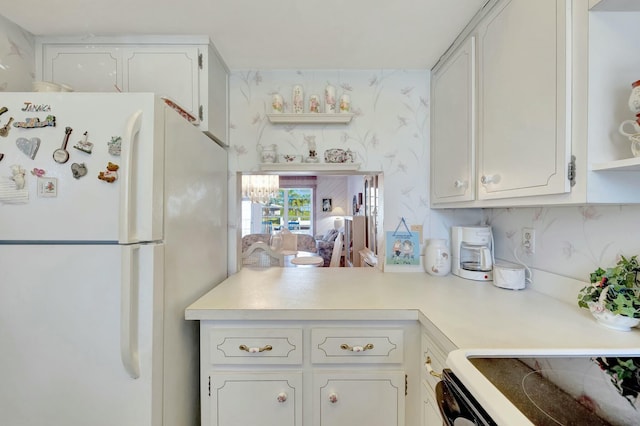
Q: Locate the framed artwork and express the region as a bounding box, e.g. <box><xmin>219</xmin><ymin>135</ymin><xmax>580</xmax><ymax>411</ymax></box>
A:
<box><xmin>384</xmin><ymin>217</ymin><xmax>421</xmax><ymax>271</ymax></box>
<box><xmin>322</xmin><ymin>198</ymin><xmax>332</xmax><ymax>212</ymax></box>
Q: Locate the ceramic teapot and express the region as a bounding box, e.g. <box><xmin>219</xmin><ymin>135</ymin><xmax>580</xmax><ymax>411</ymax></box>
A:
<box><xmin>627</xmin><ymin>79</ymin><xmax>640</xmax><ymax>116</ymax></box>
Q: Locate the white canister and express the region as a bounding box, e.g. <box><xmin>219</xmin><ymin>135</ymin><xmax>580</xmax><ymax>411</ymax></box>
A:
<box><xmin>339</xmin><ymin>94</ymin><xmax>351</xmax><ymax>113</ymax></box>
<box><xmin>292</xmin><ymin>85</ymin><xmax>304</xmax><ymax>114</ymax></box>
<box><xmin>271</xmin><ymin>93</ymin><xmax>284</xmax><ymax>113</ymax></box>
<box><xmin>325</xmin><ymin>84</ymin><xmax>336</xmax><ymax>113</ymax></box>
<box><xmin>424</xmin><ymin>239</ymin><xmax>451</xmax><ymax>276</ymax></box>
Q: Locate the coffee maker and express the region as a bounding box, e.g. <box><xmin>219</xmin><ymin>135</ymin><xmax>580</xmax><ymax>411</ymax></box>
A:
<box><xmin>451</xmin><ymin>226</ymin><xmax>494</xmax><ymax>281</ymax></box>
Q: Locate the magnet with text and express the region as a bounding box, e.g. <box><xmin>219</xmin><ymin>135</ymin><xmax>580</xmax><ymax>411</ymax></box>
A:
<box><xmin>108</xmin><ymin>136</ymin><xmax>122</xmax><ymax>156</ymax></box>
<box><xmin>38</xmin><ymin>177</ymin><xmax>57</xmax><ymax>198</ymax></box>
<box><xmin>0</xmin><ymin>117</ymin><xmax>14</xmax><ymax>137</ymax></box>
<box><xmin>13</xmin><ymin>115</ymin><xmax>56</xmax><ymax>128</ymax></box>
<box><xmin>73</xmin><ymin>131</ymin><xmax>93</xmax><ymax>154</ymax></box>
<box><xmin>97</xmin><ymin>162</ymin><xmax>119</xmax><ymax>183</ymax></box>
<box><xmin>53</xmin><ymin>127</ymin><xmax>72</xmax><ymax>164</ymax></box>
<box><xmin>71</xmin><ymin>163</ymin><xmax>88</xmax><ymax>179</ymax></box>
<box><xmin>16</xmin><ymin>137</ymin><xmax>41</xmax><ymax>160</ymax></box>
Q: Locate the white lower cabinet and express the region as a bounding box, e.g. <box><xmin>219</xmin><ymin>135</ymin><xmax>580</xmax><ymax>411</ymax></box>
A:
<box><xmin>422</xmin><ymin>381</ymin><xmax>442</xmax><ymax>426</ymax></box>
<box><xmin>313</xmin><ymin>371</ymin><xmax>405</xmax><ymax>426</ymax></box>
<box><xmin>208</xmin><ymin>372</ymin><xmax>302</xmax><ymax>426</ymax></box>
<box><xmin>199</xmin><ymin>322</ymin><xmax>418</xmax><ymax>426</ymax></box>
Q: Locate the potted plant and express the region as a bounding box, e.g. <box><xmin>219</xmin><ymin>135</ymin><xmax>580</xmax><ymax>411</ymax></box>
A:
<box><xmin>578</xmin><ymin>255</ymin><xmax>640</xmax><ymax>331</ymax></box>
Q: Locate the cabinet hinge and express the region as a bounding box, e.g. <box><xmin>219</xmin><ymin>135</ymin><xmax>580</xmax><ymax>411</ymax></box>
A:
<box><xmin>198</xmin><ymin>53</ymin><xmax>203</xmax><ymax>70</ymax></box>
<box><xmin>567</xmin><ymin>155</ymin><xmax>576</xmax><ymax>187</ymax></box>
<box><xmin>208</xmin><ymin>376</ymin><xmax>211</xmax><ymax>397</ymax></box>
<box><xmin>405</xmin><ymin>374</ymin><xmax>408</xmax><ymax>396</ymax></box>
<box><xmin>199</xmin><ymin>105</ymin><xmax>204</xmax><ymax>121</ymax></box>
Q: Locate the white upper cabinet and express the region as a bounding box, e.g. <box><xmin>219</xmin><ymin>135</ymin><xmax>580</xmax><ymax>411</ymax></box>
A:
<box><xmin>476</xmin><ymin>0</ymin><xmax>571</xmax><ymax>200</ymax></box>
<box><xmin>430</xmin><ymin>0</ymin><xmax>640</xmax><ymax>207</ymax></box>
<box><xmin>431</xmin><ymin>36</ymin><xmax>476</xmax><ymax>204</ymax></box>
<box><xmin>36</xmin><ymin>36</ymin><xmax>229</xmax><ymax>145</ymax></box>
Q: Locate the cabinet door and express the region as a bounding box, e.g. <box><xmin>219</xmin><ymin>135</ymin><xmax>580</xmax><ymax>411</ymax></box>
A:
<box><xmin>42</xmin><ymin>45</ymin><xmax>122</xmax><ymax>91</ymax></box>
<box><xmin>313</xmin><ymin>371</ymin><xmax>405</xmax><ymax>426</ymax></box>
<box><xmin>205</xmin><ymin>46</ymin><xmax>229</xmax><ymax>145</ymax></box>
<box><xmin>422</xmin><ymin>382</ymin><xmax>443</xmax><ymax>426</ymax></box>
<box><xmin>122</xmin><ymin>46</ymin><xmax>201</xmax><ymax>120</ymax></box>
<box><xmin>477</xmin><ymin>0</ymin><xmax>571</xmax><ymax>200</ymax></box>
<box><xmin>206</xmin><ymin>372</ymin><xmax>302</xmax><ymax>426</ymax></box>
<box><xmin>431</xmin><ymin>36</ymin><xmax>476</xmax><ymax>204</ymax></box>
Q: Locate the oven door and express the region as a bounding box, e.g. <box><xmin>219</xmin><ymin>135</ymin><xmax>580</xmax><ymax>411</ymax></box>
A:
<box><xmin>435</xmin><ymin>369</ymin><xmax>497</xmax><ymax>426</ymax></box>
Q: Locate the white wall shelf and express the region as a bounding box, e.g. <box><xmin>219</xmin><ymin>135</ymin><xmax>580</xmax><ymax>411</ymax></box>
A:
<box><xmin>591</xmin><ymin>157</ymin><xmax>640</xmax><ymax>171</ymax></box>
<box><xmin>266</xmin><ymin>113</ymin><xmax>353</xmax><ymax>124</ymax></box>
<box><xmin>259</xmin><ymin>162</ymin><xmax>361</xmax><ymax>174</ymax></box>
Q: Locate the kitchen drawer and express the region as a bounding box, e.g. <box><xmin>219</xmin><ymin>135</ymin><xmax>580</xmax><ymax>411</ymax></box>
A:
<box><xmin>208</xmin><ymin>328</ymin><xmax>303</xmax><ymax>365</ymax></box>
<box><xmin>311</xmin><ymin>328</ymin><xmax>403</xmax><ymax>364</ymax></box>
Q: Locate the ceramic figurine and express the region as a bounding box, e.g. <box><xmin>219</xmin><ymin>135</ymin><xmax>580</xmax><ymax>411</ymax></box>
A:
<box><xmin>628</xmin><ymin>79</ymin><xmax>640</xmax><ymax>116</ymax></box>
<box><xmin>325</xmin><ymin>84</ymin><xmax>336</xmax><ymax>113</ymax></box>
<box><xmin>292</xmin><ymin>85</ymin><xmax>304</xmax><ymax>114</ymax></box>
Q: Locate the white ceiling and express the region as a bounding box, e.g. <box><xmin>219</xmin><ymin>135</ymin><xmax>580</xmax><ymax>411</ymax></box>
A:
<box><xmin>2</xmin><ymin>0</ymin><xmax>486</xmax><ymax>70</ymax></box>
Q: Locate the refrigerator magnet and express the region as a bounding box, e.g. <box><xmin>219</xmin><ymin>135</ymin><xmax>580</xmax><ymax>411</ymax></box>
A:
<box><xmin>73</xmin><ymin>131</ymin><xmax>93</xmax><ymax>154</ymax></box>
<box><xmin>30</xmin><ymin>168</ymin><xmax>45</xmax><ymax>177</ymax></box>
<box><xmin>38</xmin><ymin>177</ymin><xmax>57</xmax><ymax>198</ymax></box>
<box><xmin>71</xmin><ymin>163</ymin><xmax>87</xmax><ymax>179</ymax></box>
<box><xmin>0</xmin><ymin>117</ymin><xmax>13</xmax><ymax>137</ymax></box>
<box><xmin>108</xmin><ymin>136</ymin><xmax>122</xmax><ymax>156</ymax></box>
<box><xmin>13</xmin><ymin>115</ymin><xmax>56</xmax><ymax>128</ymax></box>
<box><xmin>53</xmin><ymin>127</ymin><xmax>72</xmax><ymax>164</ymax></box>
<box><xmin>10</xmin><ymin>165</ymin><xmax>26</xmax><ymax>190</ymax></box>
<box><xmin>16</xmin><ymin>137</ymin><xmax>41</xmax><ymax>160</ymax></box>
<box><xmin>97</xmin><ymin>162</ymin><xmax>119</xmax><ymax>183</ymax></box>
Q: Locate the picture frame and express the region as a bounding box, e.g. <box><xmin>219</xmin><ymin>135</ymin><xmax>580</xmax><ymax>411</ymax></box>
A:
<box><xmin>322</xmin><ymin>198</ymin><xmax>332</xmax><ymax>212</ymax></box>
<box><xmin>384</xmin><ymin>217</ymin><xmax>422</xmax><ymax>272</ymax></box>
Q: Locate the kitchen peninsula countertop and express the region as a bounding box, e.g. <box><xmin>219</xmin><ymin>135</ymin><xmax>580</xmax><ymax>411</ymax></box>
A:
<box><xmin>185</xmin><ymin>268</ymin><xmax>640</xmax><ymax>351</ymax></box>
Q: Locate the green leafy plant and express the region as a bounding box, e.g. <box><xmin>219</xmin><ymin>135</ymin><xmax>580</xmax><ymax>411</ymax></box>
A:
<box><xmin>578</xmin><ymin>255</ymin><xmax>640</xmax><ymax>318</ymax></box>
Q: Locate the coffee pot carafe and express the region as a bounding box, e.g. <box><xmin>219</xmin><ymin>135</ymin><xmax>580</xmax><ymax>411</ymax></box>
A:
<box><xmin>451</xmin><ymin>226</ymin><xmax>494</xmax><ymax>281</ymax></box>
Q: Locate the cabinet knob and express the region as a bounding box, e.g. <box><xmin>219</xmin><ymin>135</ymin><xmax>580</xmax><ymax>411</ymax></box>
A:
<box><xmin>425</xmin><ymin>356</ymin><xmax>443</xmax><ymax>379</ymax></box>
<box><xmin>340</xmin><ymin>343</ymin><xmax>374</xmax><ymax>352</ymax></box>
<box><xmin>480</xmin><ymin>174</ymin><xmax>501</xmax><ymax>185</ymax></box>
<box><xmin>277</xmin><ymin>392</ymin><xmax>287</xmax><ymax>403</ymax></box>
<box><xmin>238</xmin><ymin>344</ymin><xmax>273</xmax><ymax>353</ymax></box>
<box><xmin>454</xmin><ymin>179</ymin><xmax>468</xmax><ymax>189</ymax></box>
<box><xmin>328</xmin><ymin>392</ymin><xmax>338</xmax><ymax>403</ymax></box>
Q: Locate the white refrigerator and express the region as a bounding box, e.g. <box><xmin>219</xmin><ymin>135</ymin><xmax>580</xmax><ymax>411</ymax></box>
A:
<box><xmin>0</xmin><ymin>93</ymin><xmax>228</xmax><ymax>426</ymax></box>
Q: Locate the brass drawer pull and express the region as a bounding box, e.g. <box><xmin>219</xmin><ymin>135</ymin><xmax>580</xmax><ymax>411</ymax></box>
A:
<box><xmin>425</xmin><ymin>356</ymin><xmax>442</xmax><ymax>379</ymax></box>
<box><xmin>239</xmin><ymin>344</ymin><xmax>273</xmax><ymax>353</ymax></box>
<box><xmin>340</xmin><ymin>343</ymin><xmax>374</xmax><ymax>352</ymax></box>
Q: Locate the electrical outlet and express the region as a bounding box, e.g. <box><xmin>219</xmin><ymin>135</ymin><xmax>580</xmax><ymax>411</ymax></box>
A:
<box><xmin>522</xmin><ymin>228</ymin><xmax>535</xmax><ymax>254</ymax></box>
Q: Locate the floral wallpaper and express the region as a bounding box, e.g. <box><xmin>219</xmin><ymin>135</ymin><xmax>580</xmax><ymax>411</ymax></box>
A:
<box><xmin>228</xmin><ymin>69</ymin><xmax>432</xmax><ymax>269</ymax></box>
<box><xmin>0</xmin><ymin>15</ymin><xmax>34</xmax><ymax>91</ymax></box>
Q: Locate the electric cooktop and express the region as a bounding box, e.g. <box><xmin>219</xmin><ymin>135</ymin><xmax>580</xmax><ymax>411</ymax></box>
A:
<box><xmin>468</xmin><ymin>356</ymin><xmax>640</xmax><ymax>426</ymax></box>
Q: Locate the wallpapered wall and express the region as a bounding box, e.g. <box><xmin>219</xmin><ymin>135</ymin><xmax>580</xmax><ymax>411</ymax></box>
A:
<box><xmin>229</xmin><ymin>69</ymin><xmax>640</xmax><ymax>282</ymax></box>
<box><xmin>0</xmin><ymin>14</ymin><xmax>34</xmax><ymax>91</ymax></box>
<box><xmin>1</xmin><ymin>12</ymin><xmax>638</xmax><ymax>284</ymax></box>
<box><xmin>227</xmin><ymin>69</ymin><xmax>436</xmax><ymax>267</ymax></box>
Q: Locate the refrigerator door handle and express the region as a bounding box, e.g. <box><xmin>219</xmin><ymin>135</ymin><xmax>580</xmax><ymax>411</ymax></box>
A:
<box><xmin>119</xmin><ymin>110</ymin><xmax>143</xmax><ymax>244</ymax></box>
<box><xmin>120</xmin><ymin>244</ymin><xmax>140</xmax><ymax>379</ymax></box>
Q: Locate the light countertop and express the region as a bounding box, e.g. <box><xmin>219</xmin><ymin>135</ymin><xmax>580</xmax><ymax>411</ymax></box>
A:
<box><xmin>185</xmin><ymin>268</ymin><xmax>640</xmax><ymax>352</ymax></box>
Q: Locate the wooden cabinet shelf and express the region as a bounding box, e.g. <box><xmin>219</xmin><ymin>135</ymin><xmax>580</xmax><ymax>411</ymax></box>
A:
<box><xmin>266</xmin><ymin>113</ymin><xmax>353</xmax><ymax>124</ymax></box>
